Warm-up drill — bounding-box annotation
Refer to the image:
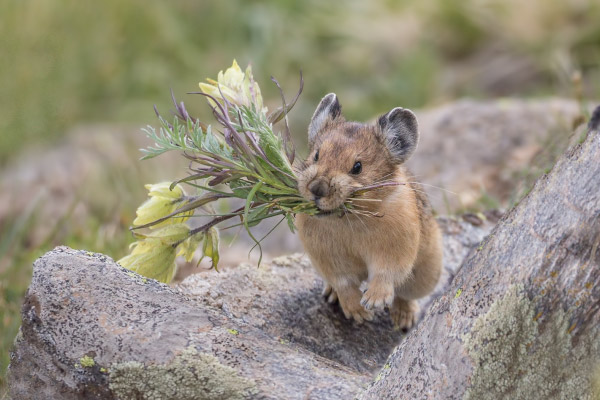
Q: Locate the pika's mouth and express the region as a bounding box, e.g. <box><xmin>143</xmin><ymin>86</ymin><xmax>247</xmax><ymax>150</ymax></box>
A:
<box><xmin>310</xmin><ymin>196</ymin><xmax>346</xmax><ymax>217</ymax></box>
<box><xmin>315</xmin><ymin>205</ymin><xmax>346</xmax><ymax>218</ymax></box>
<box><xmin>314</xmin><ymin>198</ymin><xmax>335</xmax><ymax>217</ymax></box>
<box><xmin>315</xmin><ymin>209</ymin><xmax>335</xmax><ymax>217</ymax></box>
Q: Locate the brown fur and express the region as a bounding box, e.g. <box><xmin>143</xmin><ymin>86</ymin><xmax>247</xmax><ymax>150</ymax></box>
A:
<box><xmin>296</xmin><ymin>110</ymin><xmax>442</xmax><ymax>329</ymax></box>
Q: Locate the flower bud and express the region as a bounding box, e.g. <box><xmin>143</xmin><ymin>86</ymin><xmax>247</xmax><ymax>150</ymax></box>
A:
<box><xmin>199</xmin><ymin>60</ymin><xmax>266</xmax><ymax>113</ymax></box>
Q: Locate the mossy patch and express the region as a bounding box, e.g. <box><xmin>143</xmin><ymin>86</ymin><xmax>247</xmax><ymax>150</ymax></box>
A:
<box><xmin>463</xmin><ymin>285</ymin><xmax>600</xmax><ymax>400</ymax></box>
<box><xmin>79</xmin><ymin>355</ymin><xmax>95</xmax><ymax>368</ymax></box>
<box><xmin>108</xmin><ymin>347</ymin><xmax>256</xmax><ymax>400</ymax></box>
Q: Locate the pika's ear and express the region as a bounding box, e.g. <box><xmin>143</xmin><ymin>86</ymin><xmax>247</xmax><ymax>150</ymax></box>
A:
<box><xmin>377</xmin><ymin>107</ymin><xmax>419</xmax><ymax>163</ymax></box>
<box><xmin>308</xmin><ymin>93</ymin><xmax>342</xmax><ymax>145</ymax></box>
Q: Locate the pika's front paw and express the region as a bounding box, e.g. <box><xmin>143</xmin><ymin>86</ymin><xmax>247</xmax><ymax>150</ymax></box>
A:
<box><xmin>341</xmin><ymin>301</ymin><xmax>374</xmax><ymax>324</ymax></box>
<box><xmin>337</xmin><ymin>287</ymin><xmax>374</xmax><ymax>324</ymax></box>
<box><xmin>391</xmin><ymin>298</ymin><xmax>419</xmax><ymax>332</ymax></box>
<box><xmin>360</xmin><ymin>280</ymin><xmax>394</xmax><ymax>310</ymax></box>
<box><xmin>322</xmin><ymin>283</ymin><xmax>338</xmax><ymax>304</ymax></box>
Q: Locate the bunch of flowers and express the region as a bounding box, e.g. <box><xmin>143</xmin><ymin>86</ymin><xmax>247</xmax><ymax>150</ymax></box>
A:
<box><xmin>119</xmin><ymin>60</ymin><xmax>395</xmax><ymax>283</ymax></box>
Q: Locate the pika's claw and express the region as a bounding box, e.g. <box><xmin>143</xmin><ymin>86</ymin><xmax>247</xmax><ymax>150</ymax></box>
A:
<box><xmin>327</xmin><ymin>290</ymin><xmax>338</xmax><ymax>304</ymax></box>
<box><xmin>360</xmin><ymin>280</ymin><xmax>394</xmax><ymax>310</ymax></box>
<box><xmin>322</xmin><ymin>283</ymin><xmax>338</xmax><ymax>304</ymax></box>
<box><xmin>391</xmin><ymin>298</ymin><xmax>419</xmax><ymax>332</ymax></box>
<box><xmin>342</xmin><ymin>306</ymin><xmax>374</xmax><ymax>324</ymax></box>
<box><xmin>362</xmin><ymin>309</ymin><xmax>374</xmax><ymax>322</ymax></box>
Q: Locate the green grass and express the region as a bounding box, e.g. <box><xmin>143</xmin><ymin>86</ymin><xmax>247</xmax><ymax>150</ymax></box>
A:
<box><xmin>2</xmin><ymin>0</ymin><xmax>600</xmax><ymax>164</ymax></box>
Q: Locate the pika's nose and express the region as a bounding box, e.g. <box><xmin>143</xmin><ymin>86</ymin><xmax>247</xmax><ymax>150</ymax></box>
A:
<box><xmin>308</xmin><ymin>179</ymin><xmax>329</xmax><ymax>199</ymax></box>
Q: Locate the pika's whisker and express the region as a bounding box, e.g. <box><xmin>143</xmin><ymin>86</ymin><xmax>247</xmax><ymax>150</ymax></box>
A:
<box><xmin>356</xmin><ymin>217</ymin><xmax>369</xmax><ymax>228</ymax></box>
<box><xmin>347</xmin><ymin>203</ymin><xmax>369</xmax><ymax>210</ymax></box>
<box><xmin>342</xmin><ymin>204</ymin><xmax>359</xmax><ymax>231</ymax></box>
<box><xmin>368</xmin><ymin>173</ymin><xmax>396</xmax><ymax>185</ymax></box>
<box><xmin>348</xmin><ymin>198</ymin><xmax>382</xmax><ymax>202</ymax></box>
<box><xmin>348</xmin><ymin>206</ymin><xmax>382</xmax><ymax>217</ymax></box>
<box><xmin>402</xmin><ymin>186</ymin><xmax>429</xmax><ymax>196</ymax></box>
<box><xmin>351</xmin><ymin>181</ymin><xmax>403</xmax><ymax>196</ymax></box>
<box><xmin>349</xmin><ymin>210</ymin><xmax>370</xmax><ymax>218</ymax></box>
<box><xmin>403</xmin><ymin>182</ymin><xmax>457</xmax><ymax>195</ymax></box>
<box><xmin>350</xmin><ymin>211</ymin><xmax>369</xmax><ymax>229</ymax></box>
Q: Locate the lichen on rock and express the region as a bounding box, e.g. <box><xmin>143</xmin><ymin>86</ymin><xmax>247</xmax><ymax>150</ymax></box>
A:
<box><xmin>79</xmin><ymin>355</ymin><xmax>95</xmax><ymax>368</ymax></box>
<box><xmin>463</xmin><ymin>285</ymin><xmax>600</xmax><ymax>400</ymax></box>
<box><xmin>108</xmin><ymin>347</ymin><xmax>257</xmax><ymax>400</ymax></box>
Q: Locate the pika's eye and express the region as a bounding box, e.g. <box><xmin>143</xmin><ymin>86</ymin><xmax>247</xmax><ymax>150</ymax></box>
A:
<box><xmin>350</xmin><ymin>161</ymin><xmax>362</xmax><ymax>175</ymax></box>
<box><xmin>314</xmin><ymin>150</ymin><xmax>319</xmax><ymax>162</ymax></box>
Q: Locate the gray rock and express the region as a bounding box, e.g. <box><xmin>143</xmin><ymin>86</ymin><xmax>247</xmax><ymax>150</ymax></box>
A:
<box><xmin>8</xmin><ymin>248</ymin><xmax>363</xmax><ymax>399</ymax></box>
<box><xmin>7</xmin><ymin>215</ymin><xmax>494</xmax><ymax>399</ymax></box>
<box><xmin>360</xmin><ymin>110</ymin><xmax>600</xmax><ymax>399</ymax></box>
<box><xmin>408</xmin><ymin>98</ymin><xmax>586</xmax><ymax>212</ymax></box>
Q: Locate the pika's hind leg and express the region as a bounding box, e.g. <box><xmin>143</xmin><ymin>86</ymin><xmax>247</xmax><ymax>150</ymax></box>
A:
<box><xmin>390</xmin><ymin>297</ymin><xmax>419</xmax><ymax>332</ymax></box>
<box><xmin>321</xmin><ymin>283</ymin><xmax>338</xmax><ymax>304</ymax></box>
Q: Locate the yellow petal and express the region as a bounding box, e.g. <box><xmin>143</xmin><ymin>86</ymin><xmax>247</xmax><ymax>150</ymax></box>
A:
<box><xmin>117</xmin><ymin>252</ymin><xmax>140</xmax><ymax>269</ymax></box>
<box><xmin>145</xmin><ymin>223</ymin><xmax>190</xmax><ymax>245</ymax></box>
<box><xmin>133</xmin><ymin>197</ymin><xmax>176</xmax><ymax>227</ymax></box>
<box><xmin>133</xmin><ymin>183</ymin><xmax>191</xmax><ymax>228</ymax></box>
<box><xmin>253</xmin><ymin>81</ymin><xmax>266</xmax><ymax>113</ymax></box>
<box><xmin>199</xmin><ymin>82</ymin><xmax>221</xmax><ymax>104</ymax></box>
<box><xmin>129</xmin><ymin>239</ymin><xmax>158</xmax><ymax>255</ymax></box>
<box><xmin>118</xmin><ymin>239</ymin><xmax>178</xmax><ymax>283</ymax></box>
<box><xmin>146</xmin><ymin>182</ymin><xmax>185</xmax><ymax>199</ymax></box>
<box><xmin>220</xmin><ymin>59</ymin><xmax>245</xmax><ymax>90</ymax></box>
<box><xmin>199</xmin><ymin>82</ymin><xmax>242</xmax><ymax>107</ymax></box>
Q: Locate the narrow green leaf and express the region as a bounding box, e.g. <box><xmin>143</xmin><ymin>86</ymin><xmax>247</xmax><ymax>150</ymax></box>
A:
<box><xmin>243</xmin><ymin>181</ymin><xmax>264</xmax><ymax>265</ymax></box>
<box><xmin>286</xmin><ymin>213</ymin><xmax>296</xmax><ymax>233</ymax></box>
<box><xmin>246</xmin><ymin>204</ymin><xmax>270</xmax><ymax>227</ymax></box>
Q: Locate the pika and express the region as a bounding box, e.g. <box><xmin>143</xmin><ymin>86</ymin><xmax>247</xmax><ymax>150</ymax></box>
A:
<box><xmin>296</xmin><ymin>93</ymin><xmax>442</xmax><ymax>330</ymax></box>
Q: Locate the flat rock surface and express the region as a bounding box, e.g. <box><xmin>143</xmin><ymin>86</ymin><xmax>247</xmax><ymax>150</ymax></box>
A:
<box><xmin>8</xmin><ymin>214</ymin><xmax>494</xmax><ymax>399</ymax></box>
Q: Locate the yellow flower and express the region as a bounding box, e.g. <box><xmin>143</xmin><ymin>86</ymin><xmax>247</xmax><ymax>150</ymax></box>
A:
<box><xmin>118</xmin><ymin>224</ymin><xmax>223</xmax><ymax>281</ymax></box>
<box><xmin>118</xmin><ymin>240</ymin><xmax>177</xmax><ymax>283</ymax></box>
<box><xmin>133</xmin><ymin>182</ymin><xmax>192</xmax><ymax>228</ymax></box>
<box><xmin>199</xmin><ymin>60</ymin><xmax>266</xmax><ymax>113</ymax></box>
<box><xmin>118</xmin><ymin>224</ymin><xmax>191</xmax><ymax>283</ymax></box>
<box><xmin>146</xmin><ymin>182</ymin><xmax>185</xmax><ymax>199</ymax></box>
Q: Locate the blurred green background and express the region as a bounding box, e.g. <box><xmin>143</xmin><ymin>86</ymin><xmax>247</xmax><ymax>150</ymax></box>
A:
<box><xmin>1</xmin><ymin>0</ymin><xmax>600</xmax><ymax>390</ymax></box>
